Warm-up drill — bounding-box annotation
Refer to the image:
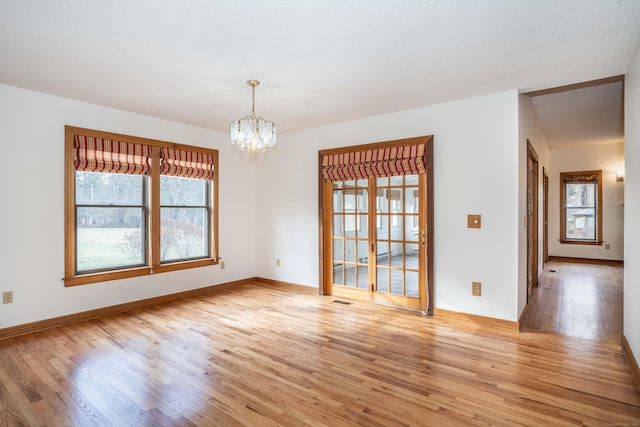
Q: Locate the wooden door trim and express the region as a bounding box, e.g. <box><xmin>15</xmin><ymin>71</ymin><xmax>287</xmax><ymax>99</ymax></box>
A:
<box><xmin>318</xmin><ymin>153</ymin><xmax>328</xmax><ymax>295</ymax></box>
<box><xmin>527</xmin><ymin>140</ymin><xmax>539</xmax><ymax>298</ymax></box>
<box><xmin>543</xmin><ymin>167</ymin><xmax>549</xmax><ymax>264</ymax></box>
<box><xmin>425</xmin><ymin>140</ymin><xmax>434</xmax><ymax>316</ymax></box>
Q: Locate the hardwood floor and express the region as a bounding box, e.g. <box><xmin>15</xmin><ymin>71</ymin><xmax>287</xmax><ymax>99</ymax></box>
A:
<box><xmin>521</xmin><ymin>261</ymin><xmax>623</xmax><ymax>343</ymax></box>
<box><xmin>1</xmin><ymin>280</ymin><xmax>639</xmax><ymax>426</ymax></box>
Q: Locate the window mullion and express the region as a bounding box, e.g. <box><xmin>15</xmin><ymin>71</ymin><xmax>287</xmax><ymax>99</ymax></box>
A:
<box><xmin>150</xmin><ymin>146</ymin><xmax>161</xmax><ymax>268</ymax></box>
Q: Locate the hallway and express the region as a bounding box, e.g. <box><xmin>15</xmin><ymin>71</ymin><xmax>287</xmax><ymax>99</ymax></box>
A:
<box><xmin>521</xmin><ymin>260</ymin><xmax>623</xmax><ymax>344</ymax></box>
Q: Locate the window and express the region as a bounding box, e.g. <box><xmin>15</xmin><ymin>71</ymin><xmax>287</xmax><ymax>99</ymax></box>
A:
<box><xmin>560</xmin><ymin>170</ymin><xmax>602</xmax><ymax>245</ymax></box>
<box><xmin>65</xmin><ymin>126</ymin><xmax>218</xmax><ymax>286</ymax></box>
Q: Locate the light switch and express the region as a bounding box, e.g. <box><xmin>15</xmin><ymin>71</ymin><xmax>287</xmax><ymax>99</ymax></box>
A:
<box><xmin>468</xmin><ymin>214</ymin><xmax>481</xmax><ymax>229</ymax></box>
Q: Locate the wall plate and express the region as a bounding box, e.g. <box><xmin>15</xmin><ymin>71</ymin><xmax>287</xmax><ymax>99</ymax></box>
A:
<box><xmin>468</xmin><ymin>214</ymin><xmax>481</xmax><ymax>229</ymax></box>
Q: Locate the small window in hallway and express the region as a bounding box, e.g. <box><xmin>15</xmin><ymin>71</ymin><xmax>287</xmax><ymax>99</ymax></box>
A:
<box><xmin>560</xmin><ymin>170</ymin><xmax>602</xmax><ymax>245</ymax></box>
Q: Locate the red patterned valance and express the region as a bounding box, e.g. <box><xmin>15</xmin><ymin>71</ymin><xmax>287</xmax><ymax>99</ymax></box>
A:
<box><xmin>74</xmin><ymin>135</ymin><xmax>151</xmax><ymax>175</ymax></box>
<box><xmin>322</xmin><ymin>143</ymin><xmax>426</xmax><ymax>182</ymax></box>
<box><xmin>161</xmin><ymin>148</ymin><xmax>215</xmax><ymax>180</ymax></box>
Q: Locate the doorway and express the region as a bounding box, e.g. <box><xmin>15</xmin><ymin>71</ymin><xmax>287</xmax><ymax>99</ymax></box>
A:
<box><xmin>319</xmin><ymin>136</ymin><xmax>434</xmax><ymax>314</ymax></box>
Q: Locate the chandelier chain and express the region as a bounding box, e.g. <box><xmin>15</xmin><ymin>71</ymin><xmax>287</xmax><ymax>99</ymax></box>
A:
<box><xmin>251</xmin><ymin>85</ymin><xmax>255</xmax><ymax>115</ymax></box>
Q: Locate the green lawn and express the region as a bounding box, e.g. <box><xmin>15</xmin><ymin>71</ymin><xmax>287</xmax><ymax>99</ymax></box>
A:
<box><xmin>77</xmin><ymin>227</ymin><xmax>142</xmax><ymax>272</ymax></box>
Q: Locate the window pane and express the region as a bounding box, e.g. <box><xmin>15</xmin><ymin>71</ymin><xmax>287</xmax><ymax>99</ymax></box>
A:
<box><xmin>377</xmin><ymin>241</ymin><xmax>389</xmax><ymax>265</ymax></box>
<box><xmin>333</xmin><ymin>263</ymin><xmax>344</xmax><ymax>285</ymax></box>
<box><xmin>160</xmin><ymin>208</ymin><xmax>208</xmax><ymax>261</ymax></box>
<box><xmin>565</xmin><ymin>208</ymin><xmax>596</xmax><ymax>240</ymax></box>
<box><xmin>344</xmin><ymin>265</ymin><xmax>356</xmax><ymax>287</ymax></box>
<box><xmin>76</xmin><ymin>207</ymin><xmax>144</xmax><ymax>272</ymax></box>
<box><xmin>357</xmin><ymin>190</ymin><xmax>368</xmax><ymax>213</ymax></box>
<box><xmin>357</xmin><ymin>240</ymin><xmax>369</xmax><ymax>262</ymax></box>
<box><xmin>377</xmin><ymin>267</ymin><xmax>389</xmax><ymax>292</ymax></box>
<box><xmin>390</xmin><ymin>270</ymin><xmax>403</xmax><ymax>295</ymax></box>
<box><xmin>405</xmin><ymin>174</ymin><xmax>418</xmax><ymax>186</ymax></box>
<box><xmin>565</xmin><ymin>183</ymin><xmax>595</xmax><ymax>207</ymax></box>
<box><xmin>378</xmin><ymin>214</ymin><xmax>388</xmax><ymax>231</ymax></box>
<box><xmin>390</xmin><ymin>244</ymin><xmax>404</xmax><ymax>267</ymax></box>
<box><xmin>333</xmin><ymin>214</ymin><xmax>344</xmax><ymax>237</ymax></box>
<box><xmin>356</xmin><ymin>265</ymin><xmax>368</xmax><ymax>289</ymax></box>
<box><xmin>357</xmin><ymin>214</ymin><xmax>368</xmax><ymax>236</ymax></box>
<box><xmin>76</xmin><ymin>172</ymin><xmax>143</xmax><ymax>205</ymax></box>
<box><xmin>345</xmin><ymin>194</ymin><xmax>356</xmax><ymax>210</ymax></box>
<box><xmin>406</xmin><ymin>217</ymin><xmax>419</xmax><ymax>241</ymax></box>
<box><xmin>345</xmin><ymin>214</ymin><xmax>357</xmax><ymax>233</ymax></box>
<box><xmin>345</xmin><ymin>240</ymin><xmax>356</xmax><ymax>262</ymax></box>
<box><xmin>333</xmin><ymin>239</ymin><xmax>344</xmax><ymax>262</ymax></box>
<box><xmin>333</xmin><ymin>190</ymin><xmax>343</xmax><ymax>211</ymax></box>
<box><xmin>391</xmin><ymin>214</ymin><xmax>402</xmax><ymax>229</ymax></box>
<box><xmin>390</xmin><ymin>175</ymin><xmax>403</xmax><ymax>186</ymax></box>
<box><xmin>406</xmin><ymin>243</ymin><xmax>419</xmax><ymax>269</ymax></box>
<box><xmin>160</xmin><ymin>176</ymin><xmax>206</xmax><ymax>205</ymax></box>
<box><xmin>405</xmin><ymin>271</ymin><xmax>419</xmax><ymax>297</ymax></box>
<box><xmin>377</xmin><ymin>191</ymin><xmax>389</xmax><ymax>213</ymax></box>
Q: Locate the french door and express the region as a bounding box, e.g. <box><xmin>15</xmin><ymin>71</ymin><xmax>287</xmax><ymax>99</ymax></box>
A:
<box><xmin>320</xmin><ymin>137</ymin><xmax>433</xmax><ymax>314</ymax></box>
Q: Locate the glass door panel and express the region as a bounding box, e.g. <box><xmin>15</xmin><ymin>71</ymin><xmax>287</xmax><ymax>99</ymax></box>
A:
<box><xmin>372</xmin><ymin>174</ymin><xmax>424</xmax><ymax>310</ymax></box>
<box><xmin>331</xmin><ymin>180</ymin><xmax>369</xmax><ymax>298</ymax></box>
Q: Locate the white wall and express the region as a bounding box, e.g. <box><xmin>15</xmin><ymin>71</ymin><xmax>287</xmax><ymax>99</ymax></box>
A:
<box><xmin>624</xmin><ymin>41</ymin><xmax>640</xmax><ymax>367</ymax></box>
<box><xmin>517</xmin><ymin>95</ymin><xmax>550</xmax><ymax>317</ymax></box>
<box><xmin>548</xmin><ymin>143</ymin><xmax>625</xmax><ymax>260</ymax></box>
<box><xmin>0</xmin><ymin>84</ymin><xmax>257</xmax><ymax>329</ymax></box>
<box><xmin>256</xmin><ymin>90</ymin><xmax>522</xmax><ymax>321</ymax></box>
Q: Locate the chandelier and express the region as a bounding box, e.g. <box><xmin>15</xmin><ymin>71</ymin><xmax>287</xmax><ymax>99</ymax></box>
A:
<box><xmin>229</xmin><ymin>80</ymin><xmax>277</xmax><ymax>153</ymax></box>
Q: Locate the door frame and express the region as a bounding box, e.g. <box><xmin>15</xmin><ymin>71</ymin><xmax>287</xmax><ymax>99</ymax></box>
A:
<box><xmin>543</xmin><ymin>167</ymin><xmax>549</xmax><ymax>264</ymax></box>
<box><xmin>318</xmin><ymin>136</ymin><xmax>434</xmax><ymax>315</ymax></box>
<box><xmin>527</xmin><ymin>140</ymin><xmax>539</xmax><ymax>303</ymax></box>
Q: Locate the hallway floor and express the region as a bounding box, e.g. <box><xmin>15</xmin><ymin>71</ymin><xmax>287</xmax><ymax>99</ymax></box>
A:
<box><xmin>520</xmin><ymin>260</ymin><xmax>623</xmax><ymax>343</ymax></box>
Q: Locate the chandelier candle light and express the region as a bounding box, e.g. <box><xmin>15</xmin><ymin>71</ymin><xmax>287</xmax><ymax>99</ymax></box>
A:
<box><xmin>229</xmin><ymin>80</ymin><xmax>277</xmax><ymax>153</ymax></box>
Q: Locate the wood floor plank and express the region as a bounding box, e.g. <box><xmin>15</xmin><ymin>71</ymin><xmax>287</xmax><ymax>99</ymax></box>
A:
<box><xmin>0</xmin><ymin>275</ymin><xmax>639</xmax><ymax>426</ymax></box>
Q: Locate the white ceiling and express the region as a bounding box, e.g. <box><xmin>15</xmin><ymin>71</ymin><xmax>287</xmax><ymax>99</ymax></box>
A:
<box><xmin>1</xmin><ymin>0</ymin><xmax>639</xmax><ymax>142</ymax></box>
<box><xmin>528</xmin><ymin>79</ymin><xmax>625</xmax><ymax>148</ymax></box>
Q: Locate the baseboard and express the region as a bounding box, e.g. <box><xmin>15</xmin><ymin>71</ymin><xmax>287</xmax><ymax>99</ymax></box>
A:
<box><xmin>433</xmin><ymin>308</ymin><xmax>520</xmax><ymax>332</ymax></box>
<box><xmin>0</xmin><ymin>277</ymin><xmax>258</xmax><ymax>340</ymax></box>
<box><xmin>255</xmin><ymin>277</ymin><xmax>319</xmax><ymax>293</ymax></box>
<box><xmin>622</xmin><ymin>334</ymin><xmax>640</xmax><ymax>392</ymax></box>
<box><xmin>254</xmin><ymin>279</ymin><xmax>520</xmax><ymax>332</ymax></box>
<box><xmin>548</xmin><ymin>256</ymin><xmax>623</xmax><ymax>267</ymax></box>
<box><xmin>518</xmin><ymin>303</ymin><xmax>530</xmax><ymax>331</ymax></box>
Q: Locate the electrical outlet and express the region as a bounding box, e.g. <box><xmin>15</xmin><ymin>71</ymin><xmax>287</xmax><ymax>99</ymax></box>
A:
<box><xmin>220</xmin><ymin>261</ymin><xmax>225</xmax><ymax>269</ymax></box>
<box><xmin>276</xmin><ymin>258</ymin><xmax>281</xmax><ymax>267</ymax></box>
<box><xmin>472</xmin><ymin>282</ymin><xmax>481</xmax><ymax>296</ymax></box>
<box><xmin>605</xmin><ymin>243</ymin><xmax>610</xmax><ymax>250</ymax></box>
<box><xmin>2</xmin><ymin>291</ymin><xmax>13</xmax><ymax>304</ymax></box>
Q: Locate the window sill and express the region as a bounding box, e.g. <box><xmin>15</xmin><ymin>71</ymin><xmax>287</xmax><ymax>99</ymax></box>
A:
<box><xmin>64</xmin><ymin>258</ymin><xmax>218</xmax><ymax>287</ymax></box>
<box><xmin>559</xmin><ymin>239</ymin><xmax>603</xmax><ymax>246</ymax></box>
